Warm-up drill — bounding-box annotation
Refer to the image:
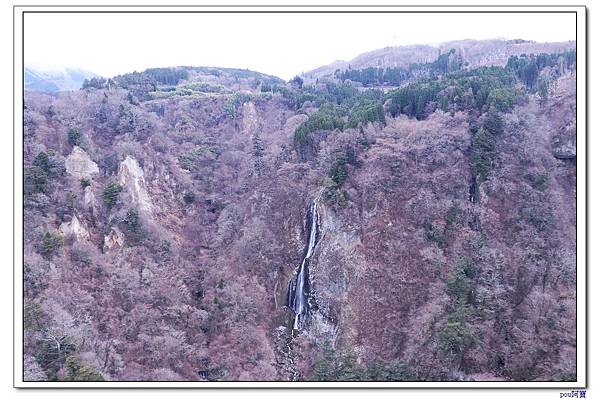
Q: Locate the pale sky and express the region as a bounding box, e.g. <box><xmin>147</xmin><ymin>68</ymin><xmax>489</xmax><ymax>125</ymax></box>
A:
<box><xmin>24</xmin><ymin>12</ymin><xmax>576</xmax><ymax>80</ymax></box>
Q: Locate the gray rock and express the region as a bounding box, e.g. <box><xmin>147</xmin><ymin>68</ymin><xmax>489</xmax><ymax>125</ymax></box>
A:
<box><xmin>103</xmin><ymin>227</ymin><xmax>125</xmax><ymax>252</ymax></box>
<box><xmin>59</xmin><ymin>215</ymin><xmax>90</xmax><ymax>241</ymax></box>
<box><xmin>118</xmin><ymin>156</ymin><xmax>153</xmax><ymax>214</ymax></box>
<box><xmin>241</xmin><ymin>101</ymin><xmax>259</xmax><ymax>135</ymax></box>
<box><xmin>65</xmin><ymin>146</ymin><xmax>99</xmax><ymax>179</ymax></box>
<box><xmin>554</xmin><ymin>138</ymin><xmax>576</xmax><ymax>159</ymax></box>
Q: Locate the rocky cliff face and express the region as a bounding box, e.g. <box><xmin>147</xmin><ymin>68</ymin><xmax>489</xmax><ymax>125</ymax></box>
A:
<box><xmin>117</xmin><ymin>156</ymin><xmax>153</xmax><ymax>214</ymax></box>
<box><xmin>23</xmin><ymin>48</ymin><xmax>576</xmax><ymax>382</ymax></box>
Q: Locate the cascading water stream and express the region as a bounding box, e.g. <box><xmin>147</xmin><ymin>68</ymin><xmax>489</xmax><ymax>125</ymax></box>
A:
<box><xmin>287</xmin><ymin>195</ymin><xmax>321</xmax><ymax>330</ymax></box>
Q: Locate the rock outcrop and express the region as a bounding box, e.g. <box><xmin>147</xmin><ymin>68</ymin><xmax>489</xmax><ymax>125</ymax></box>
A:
<box><xmin>242</xmin><ymin>101</ymin><xmax>259</xmax><ymax>135</ymax></box>
<box><xmin>65</xmin><ymin>146</ymin><xmax>99</xmax><ymax>179</ymax></box>
<box><xmin>118</xmin><ymin>156</ymin><xmax>153</xmax><ymax>214</ymax></box>
<box><xmin>103</xmin><ymin>227</ymin><xmax>125</xmax><ymax>252</ymax></box>
<box><xmin>554</xmin><ymin>137</ymin><xmax>576</xmax><ymax>159</ymax></box>
<box><xmin>83</xmin><ymin>186</ymin><xmax>97</xmax><ymax>213</ymax></box>
<box><xmin>58</xmin><ymin>215</ymin><xmax>90</xmax><ymax>241</ymax></box>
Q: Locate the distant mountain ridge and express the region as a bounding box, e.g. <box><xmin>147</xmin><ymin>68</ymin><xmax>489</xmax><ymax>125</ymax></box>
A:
<box><xmin>24</xmin><ymin>39</ymin><xmax>576</xmax><ymax>94</ymax></box>
<box><xmin>25</xmin><ymin>66</ymin><xmax>100</xmax><ymax>93</ymax></box>
<box><xmin>301</xmin><ymin>38</ymin><xmax>576</xmax><ymax>80</ymax></box>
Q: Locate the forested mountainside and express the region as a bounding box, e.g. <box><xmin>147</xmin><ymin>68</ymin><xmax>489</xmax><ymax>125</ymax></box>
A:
<box><xmin>23</xmin><ymin>41</ymin><xmax>576</xmax><ymax>382</ymax></box>
<box><xmin>302</xmin><ymin>38</ymin><xmax>575</xmax><ymax>81</ymax></box>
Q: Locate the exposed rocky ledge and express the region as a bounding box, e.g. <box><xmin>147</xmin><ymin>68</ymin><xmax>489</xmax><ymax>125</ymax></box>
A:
<box><xmin>118</xmin><ymin>156</ymin><xmax>153</xmax><ymax>214</ymax></box>
<box><xmin>553</xmin><ymin>137</ymin><xmax>576</xmax><ymax>159</ymax></box>
<box><xmin>59</xmin><ymin>215</ymin><xmax>90</xmax><ymax>241</ymax></box>
<box><xmin>65</xmin><ymin>146</ymin><xmax>99</xmax><ymax>179</ymax></box>
<box><xmin>103</xmin><ymin>227</ymin><xmax>125</xmax><ymax>252</ymax></box>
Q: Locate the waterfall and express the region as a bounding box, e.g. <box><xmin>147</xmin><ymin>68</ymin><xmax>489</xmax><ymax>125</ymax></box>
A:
<box><xmin>287</xmin><ymin>195</ymin><xmax>321</xmax><ymax>330</ymax></box>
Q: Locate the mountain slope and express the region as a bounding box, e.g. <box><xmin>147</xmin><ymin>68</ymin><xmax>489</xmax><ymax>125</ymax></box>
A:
<box><xmin>302</xmin><ymin>39</ymin><xmax>575</xmax><ymax>81</ymax></box>
<box><xmin>22</xmin><ymin>42</ymin><xmax>577</xmax><ymax>382</ymax></box>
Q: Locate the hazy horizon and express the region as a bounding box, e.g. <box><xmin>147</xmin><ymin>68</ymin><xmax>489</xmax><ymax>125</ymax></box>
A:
<box><xmin>24</xmin><ymin>12</ymin><xmax>575</xmax><ymax>80</ymax></box>
<box><xmin>26</xmin><ymin>36</ymin><xmax>576</xmax><ymax>81</ymax></box>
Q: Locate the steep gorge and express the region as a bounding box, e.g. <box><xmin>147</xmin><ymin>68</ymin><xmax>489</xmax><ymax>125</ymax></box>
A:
<box><xmin>23</xmin><ymin>41</ymin><xmax>577</xmax><ymax>382</ymax></box>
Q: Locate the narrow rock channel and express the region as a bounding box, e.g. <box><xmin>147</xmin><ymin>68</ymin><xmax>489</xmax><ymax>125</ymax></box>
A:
<box><xmin>287</xmin><ymin>194</ymin><xmax>322</xmax><ymax>330</ymax></box>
